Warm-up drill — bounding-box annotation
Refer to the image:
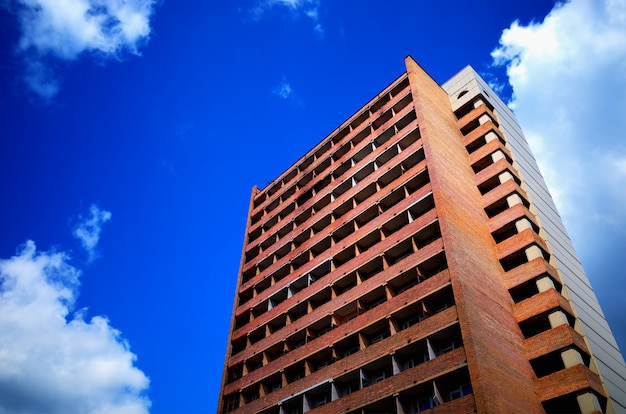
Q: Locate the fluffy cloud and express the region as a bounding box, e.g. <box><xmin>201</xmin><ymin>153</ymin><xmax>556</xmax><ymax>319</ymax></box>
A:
<box><xmin>492</xmin><ymin>0</ymin><xmax>626</xmax><ymax>252</ymax></box>
<box><xmin>251</xmin><ymin>0</ymin><xmax>323</xmax><ymax>34</ymax></box>
<box><xmin>0</xmin><ymin>239</ymin><xmax>150</xmax><ymax>413</ymax></box>
<box><xmin>73</xmin><ymin>204</ymin><xmax>112</xmax><ymax>261</ymax></box>
<box><xmin>0</xmin><ymin>205</ymin><xmax>149</xmax><ymax>412</ymax></box>
<box><xmin>17</xmin><ymin>0</ymin><xmax>154</xmax><ymax>59</ymax></box>
<box><xmin>8</xmin><ymin>0</ymin><xmax>155</xmax><ymax>98</ymax></box>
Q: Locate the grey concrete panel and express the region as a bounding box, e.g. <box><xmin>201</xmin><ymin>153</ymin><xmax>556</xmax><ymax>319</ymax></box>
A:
<box><xmin>444</xmin><ymin>66</ymin><xmax>626</xmax><ymax>410</ymax></box>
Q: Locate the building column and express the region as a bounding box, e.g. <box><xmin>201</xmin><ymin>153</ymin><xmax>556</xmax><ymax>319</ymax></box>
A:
<box><xmin>507</xmin><ymin>193</ymin><xmax>523</xmax><ymax>208</ymax></box>
<box><xmin>576</xmin><ymin>392</ymin><xmax>602</xmax><ymax>414</ymax></box>
<box><xmin>396</xmin><ymin>395</ymin><xmax>407</xmax><ymax>414</ymax></box>
<box><xmin>485</xmin><ymin>131</ymin><xmax>498</xmax><ymax>142</ymax></box>
<box><xmin>499</xmin><ymin>171</ymin><xmax>514</xmax><ymax>184</ymax></box>
<box><xmin>331</xmin><ymin>382</ymin><xmax>340</xmax><ymax>401</ymax></box>
<box><xmin>536</xmin><ymin>276</ymin><xmax>555</xmax><ymax>292</ymax></box>
<box><xmin>525</xmin><ymin>245</ymin><xmax>544</xmax><ymax>261</ymax></box>
<box><xmin>515</xmin><ymin>218</ymin><xmax>532</xmax><ymax>233</ymax></box>
<box><xmin>548</xmin><ymin>310</ymin><xmax>569</xmax><ymax>328</ymax></box>
<box><xmin>491</xmin><ymin>150</ymin><xmax>506</xmax><ymax>163</ymax></box>
<box><xmin>392</xmin><ymin>353</ymin><xmax>402</xmax><ymax>376</ymax></box>
<box><xmin>561</xmin><ymin>348</ymin><xmax>584</xmax><ymax>368</ymax></box>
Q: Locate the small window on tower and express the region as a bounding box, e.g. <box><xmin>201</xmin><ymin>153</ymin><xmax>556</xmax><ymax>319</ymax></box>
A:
<box><xmin>457</xmin><ymin>90</ymin><xmax>468</xmax><ymax>99</ymax></box>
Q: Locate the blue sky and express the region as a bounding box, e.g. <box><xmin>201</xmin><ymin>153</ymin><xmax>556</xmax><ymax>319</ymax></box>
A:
<box><xmin>0</xmin><ymin>0</ymin><xmax>625</xmax><ymax>412</ymax></box>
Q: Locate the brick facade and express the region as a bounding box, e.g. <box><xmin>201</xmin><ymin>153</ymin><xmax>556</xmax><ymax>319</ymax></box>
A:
<box><xmin>218</xmin><ymin>57</ymin><xmax>619</xmax><ymax>414</ymax></box>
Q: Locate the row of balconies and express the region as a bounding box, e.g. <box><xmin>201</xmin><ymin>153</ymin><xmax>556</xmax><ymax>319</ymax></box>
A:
<box><xmin>232</xmin><ymin>206</ymin><xmax>443</xmax><ymax>354</ymax></box>
<box><xmin>248</xmin><ymin>88</ymin><xmax>415</xmax><ymax>245</ymax></box>
<box><xmin>230</xmin><ymin>226</ymin><xmax>447</xmax><ymax>365</ymax></box>
<box><xmin>237</xmin><ymin>162</ymin><xmax>433</xmax><ymax>331</ymax></box>
<box><xmin>457</xmin><ymin>96</ymin><xmax>607</xmax><ymax>413</ymax></box>
<box><xmin>223</xmin><ymin>265</ymin><xmax>453</xmax><ymax>405</ymax></box>
<box><xmin>238</xmin><ymin>181</ymin><xmax>434</xmax><ymax>314</ymax></box>
<box><xmin>249</xmin><ymin>329</ymin><xmax>468</xmax><ymax>414</ymax></box>
<box><xmin>222</xmin><ymin>82</ymin><xmax>473</xmax><ymax>414</ymax></box>
<box><xmin>232</xmin><ymin>277</ymin><xmax>453</xmax><ymax>368</ymax></box>
<box><xmin>235</xmin><ymin>313</ymin><xmax>461</xmax><ymax>394</ymax></box>
<box><xmin>223</xmin><ymin>297</ymin><xmax>467</xmax><ymax>413</ymax></box>
<box><xmin>245</xmin><ymin>110</ymin><xmax>421</xmax><ymax>270</ymax></box>
<box><xmin>243</xmin><ymin>125</ymin><xmax>423</xmax><ymax>290</ymax></box>
<box><xmin>242</xmin><ymin>150</ymin><xmax>427</xmax><ymax>288</ymax></box>
<box><xmin>337</xmin><ymin>364</ymin><xmax>473</xmax><ymax>414</ymax></box>
<box><xmin>250</xmin><ymin>77</ymin><xmax>411</xmax><ymax>217</ymax></box>
<box><xmin>233</xmin><ymin>242</ymin><xmax>447</xmax><ymax>360</ymax></box>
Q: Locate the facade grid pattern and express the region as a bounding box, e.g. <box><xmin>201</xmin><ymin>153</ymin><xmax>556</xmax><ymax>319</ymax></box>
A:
<box><xmin>218</xmin><ymin>57</ymin><xmax>626</xmax><ymax>414</ymax></box>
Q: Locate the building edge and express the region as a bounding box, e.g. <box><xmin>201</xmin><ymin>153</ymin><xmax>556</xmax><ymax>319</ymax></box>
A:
<box><xmin>405</xmin><ymin>55</ymin><xmax>544</xmax><ymax>413</ymax></box>
<box><xmin>442</xmin><ymin>64</ymin><xmax>626</xmax><ymax>412</ymax></box>
<box><xmin>217</xmin><ymin>186</ymin><xmax>259</xmax><ymax>414</ymax></box>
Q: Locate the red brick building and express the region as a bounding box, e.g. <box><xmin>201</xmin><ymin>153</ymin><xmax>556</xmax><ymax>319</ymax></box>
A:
<box><xmin>218</xmin><ymin>57</ymin><xmax>626</xmax><ymax>414</ymax></box>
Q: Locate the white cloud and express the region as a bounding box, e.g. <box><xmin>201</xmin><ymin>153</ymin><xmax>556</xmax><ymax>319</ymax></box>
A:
<box><xmin>272</xmin><ymin>77</ymin><xmax>292</xmax><ymax>99</ymax></box>
<box><xmin>251</xmin><ymin>0</ymin><xmax>323</xmax><ymax>34</ymax></box>
<box><xmin>73</xmin><ymin>204</ymin><xmax>112</xmax><ymax>261</ymax></box>
<box><xmin>9</xmin><ymin>0</ymin><xmax>155</xmax><ymax>98</ymax></box>
<box><xmin>492</xmin><ymin>0</ymin><xmax>626</xmax><ymax>250</ymax></box>
<box><xmin>17</xmin><ymin>0</ymin><xmax>154</xmax><ymax>59</ymax></box>
<box><xmin>0</xmin><ymin>240</ymin><xmax>150</xmax><ymax>413</ymax></box>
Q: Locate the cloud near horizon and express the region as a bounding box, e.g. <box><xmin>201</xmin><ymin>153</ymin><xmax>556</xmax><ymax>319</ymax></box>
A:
<box><xmin>8</xmin><ymin>0</ymin><xmax>155</xmax><ymax>99</ymax></box>
<box><xmin>0</xmin><ymin>208</ymin><xmax>150</xmax><ymax>413</ymax></box>
<box><xmin>492</xmin><ymin>0</ymin><xmax>626</xmax><ymax>253</ymax></box>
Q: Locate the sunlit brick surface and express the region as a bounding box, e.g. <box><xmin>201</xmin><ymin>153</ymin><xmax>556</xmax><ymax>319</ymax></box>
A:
<box><xmin>218</xmin><ymin>57</ymin><xmax>624</xmax><ymax>414</ymax></box>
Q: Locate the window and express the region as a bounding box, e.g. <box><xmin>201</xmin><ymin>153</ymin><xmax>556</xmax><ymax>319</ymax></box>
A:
<box><xmin>404</xmin><ymin>353</ymin><xmax>429</xmax><ymax>370</ymax></box>
<box><xmin>318</xmin><ymin>326</ymin><xmax>332</xmax><ymax>335</ymax></box>
<box><xmin>419</xmin><ymin>310</ymin><xmax>432</xmax><ymax>322</ymax></box>
<box><xmin>317</xmin><ymin>358</ymin><xmax>334</xmax><ymax>370</ymax></box>
<box><xmin>397</xmin><ymin>280</ymin><xmax>417</xmax><ymax>294</ymax></box>
<box><xmin>343</xmin><ymin>346</ymin><xmax>359</xmax><ymax>358</ymax></box>
<box><xmin>227</xmin><ymin>365</ymin><xmax>243</xmax><ymax>382</ymax></box>
<box><xmin>312</xmin><ymin>396</ymin><xmax>328</xmax><ymax>408</ymax></box>
<box><xmin>413</xmin><ymin>396</ymin><xmax>439</xmax><ymax>413</ymax></box>
<box><xmin>224</xmin><ymin>395</ymin><xmax>238</xmax><ymax>413</ymax></box>
<box><xmin>439</xmin><ymin>341</ymin><xmax>456</xmax><ymax>354</ymax></box>
<box><xmin>344</xmin><ymin>313</ymin><xmax>358</xmax><ymax>323</ymax></box>
<box><xmin>342</xmin><ymin>383</ymin><xmax>358</xmax><ymax>396</ymax></box>
<box><xmin>370</xmin><ymin>331</ymin><xmax>390</xmax><ymax>344</ymax></box>
<box><xmin>448</xmin><ymin>385</ymin><xmax>472</xmax><ymax>400</ymax></box>
<box><xmin>371</xmin><ymin>368</ymin><xmax>392</xmax><ymax>384</ymax></box>
<box><xmin>435</xmin><ymin>303</ymin><xmax>448</xmax><ymax>313</ymax></box>
<box><xmin>401</xmin><ymin>316</ymin><xmax>421</xmax><ymax>330</ymax></box>
<box><xmin>449</xmin><ymin>386</ymin><xmax>463</xmax><ymax>400</ymax></box>
<box><xmin>367</xmin><ymin>297</ymin><xmax>387</xmax><ymax>310</ymax></box>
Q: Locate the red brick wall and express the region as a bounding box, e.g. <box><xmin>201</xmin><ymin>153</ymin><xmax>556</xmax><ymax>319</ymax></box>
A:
<box><xmin>405</xmin><ymin>56</ymin><xmax>544</xmax><ymax>414</ymax></box>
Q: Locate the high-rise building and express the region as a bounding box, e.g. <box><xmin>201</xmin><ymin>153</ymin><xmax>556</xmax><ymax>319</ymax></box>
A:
<box><xmin>218</xmin><ymin>56</ymin><xmax>626</xmax><ymax>414</ymax></box>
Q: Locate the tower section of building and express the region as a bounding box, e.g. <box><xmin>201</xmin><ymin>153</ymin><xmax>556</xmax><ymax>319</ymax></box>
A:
<box><xmin>218</xmin><ymin>57</ymin><xmax>625</xmax><ymax>414</ymax></box>
<box><xmin>443</xmin><ymin>65</ymin><xmax>626</xmax><ymax>413</ymax></box>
